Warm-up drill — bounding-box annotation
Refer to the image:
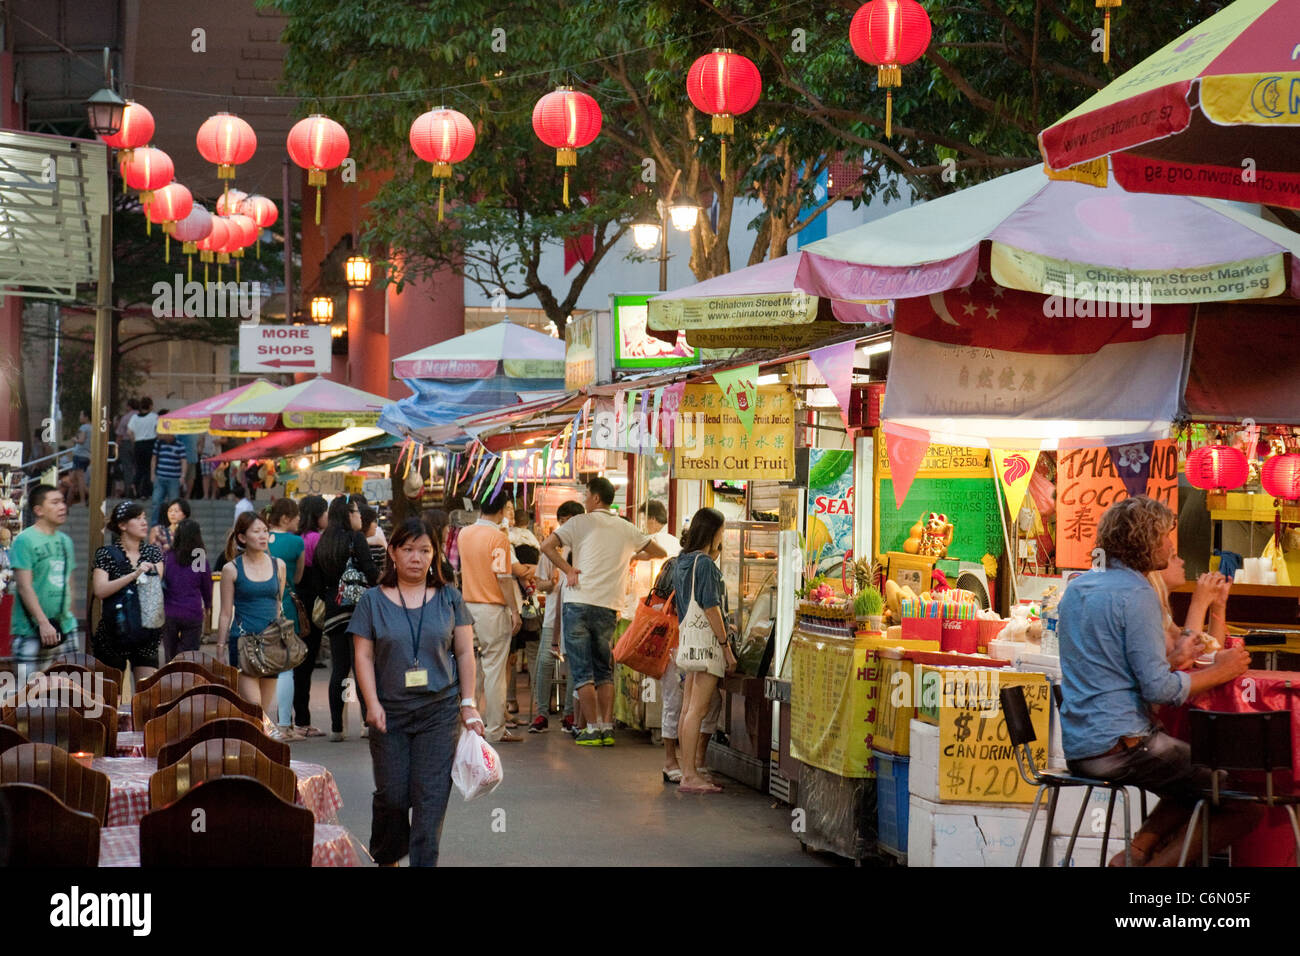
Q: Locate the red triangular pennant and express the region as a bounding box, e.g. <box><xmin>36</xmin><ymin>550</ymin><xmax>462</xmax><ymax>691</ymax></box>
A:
<box><xmin>884</xmin><ymin>424</ymin><xmax>930</xmax><ymax>510</ymax></box>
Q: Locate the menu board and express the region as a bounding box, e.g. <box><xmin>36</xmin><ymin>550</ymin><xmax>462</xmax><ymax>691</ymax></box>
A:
<box><xmin>876</xmin><ymin>477</ymin><xmax>1005</xmax><ymax>563</ymax></box>
<box><xmin>936</xmin><ymin>670</ymin><xmax>1050</xmax><ymax>804</ymax></box>
<box><xmin>1055</xmin><ymin>439</ymin><xmax>1177</xmax><ymax>569</ymax></box>
<box><xmin>788</xmin><ymin>631</ymin><xmax>877</xmax><ymax>779</ymax></box>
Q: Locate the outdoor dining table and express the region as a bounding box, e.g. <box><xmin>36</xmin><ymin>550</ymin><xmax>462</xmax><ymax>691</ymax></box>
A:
<box><xmin>114</xmin><ymin>731</ymin><xmax>145</xmax><ymax>757</ymax></box>
<box><xmin>98</xmin><ymin>824</ymin><xmax>362</xmax><ymax>867</ymax></box>
<box><xmin>91</xmin><ymin>756</ymin><xmax>345</xmax><ymax>828</ymax></box>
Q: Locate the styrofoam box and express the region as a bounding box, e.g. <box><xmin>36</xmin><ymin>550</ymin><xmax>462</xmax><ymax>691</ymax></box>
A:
<box><xmin>910</xmin><ymin>718</ymin><xmax>941</xmax><ymax>802</ymax></box>
<box><xmin>1043</xmin><ymin>784</ymin><xmax>1150</xmax><ymax>839</ymax></box>
<box><xmin>987</xmin><ymin>639</ymin><xmax>1029</xmax><ymax>664</ymax></box>
<box><xmin>907</xmin><ymin>793</ymin><xmax>1048</xmax><ymax>867</ymax></box>
<box><xmin>1050</xmin><ymin>835</ymin><xmax>1114</xmax><ymax>868</ymax></box>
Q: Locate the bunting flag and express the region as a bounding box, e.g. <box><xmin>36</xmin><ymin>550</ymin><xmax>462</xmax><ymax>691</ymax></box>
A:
<box><xmin>661</xmin><ymin>382</ymin><xmax>685</xmax><ymax>447</ymax></box>
<box><xmin>992</xmin><ymin>449</ymin><xmax>1041</xmax><ymax>520</ymax></box>
<box><xmin>580</xmin><ymin>399</ymin><xmax>591</xmax><ymax>457</ymax></box>
<box><xmin>650</xmin><ymin>386</ymin><xmax>664</xmax><ymax>444</ymax></box>
<box><xmin>1107</xmin><ymin>440</ymin><xmax>1155</xmax><ymax>499</ymax></box>
<box><xmin>884</xmin><ymin>423</ymin><xmax>930</xmax><ymax>510</ymax></box>
<box><xmin>809</xmin><ymin>340</ymin><xmax>856</xmax><ymax>428</ymax></box>
<box><xmin>714</xmin><ymin>363</ymin><xmax>760</xmax><ymax>435</ymax></box>
<box><xmin>540</xmin><ymin>442</ymin><xmax>552</xmax><ymax>491</ymax></box>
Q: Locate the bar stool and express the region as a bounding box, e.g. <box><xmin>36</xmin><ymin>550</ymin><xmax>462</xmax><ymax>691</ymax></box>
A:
<box><xmin>1002</xmin><ymin>684</ymin><xmax>1139</xmax><ymax>866</ymax></box>
<box><xmin>1177</xmin><ymin>709</ymin><xmax>1300</xmax><ymax>867</ymax></box>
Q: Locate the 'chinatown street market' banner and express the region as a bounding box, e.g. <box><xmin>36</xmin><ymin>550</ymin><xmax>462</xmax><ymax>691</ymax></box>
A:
<box><xmin>673</xmin><ymin>384</ymin><xmax>795</xmax><ymax>480</ymax></box>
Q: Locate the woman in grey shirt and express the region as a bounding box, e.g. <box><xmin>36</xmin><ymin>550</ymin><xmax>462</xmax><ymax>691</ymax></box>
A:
<box><xmin>351</xmin><ymin>517</ymin><xmax>480</xmax><ymax>867</ymax></box>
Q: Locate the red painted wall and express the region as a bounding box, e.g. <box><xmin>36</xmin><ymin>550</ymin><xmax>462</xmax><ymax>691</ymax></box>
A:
<box><xmin>297</xmin><ymin>170</ymin><xmax>464</xmax><ymax>400</ymax></box>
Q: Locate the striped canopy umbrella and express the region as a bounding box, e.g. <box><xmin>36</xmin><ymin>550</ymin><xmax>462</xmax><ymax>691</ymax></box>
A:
<box><xmin>208</xmin><ymin>377</ymin><xmax>389</xmax><ymax>436</ymax></box>
<box><xmin>157</xmin><ymin>380</ymin><xmax>281</xmax><ymax>435</ymax></box>
<box><xmin>1040</xmin><ymin>0</ymin><xmax>1300</xmax><ymax>208</ymax></box>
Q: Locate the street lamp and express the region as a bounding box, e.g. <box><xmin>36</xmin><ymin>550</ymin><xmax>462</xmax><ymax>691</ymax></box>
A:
<box><xmin>631</xmin><ymin>217</ymin><xmax>661</xmax><ymax>252</ymax></box>
<box><xmin>668</xmin><ymin>199</ymin><xmax>700</xmax><ymax>232</ymax></box>
<box><xmin>344</xmin><ymin>254</ymin><xmax>371</xmax><ymax>289</ymax></box>
<box><xmin>310</xmin><ymin>295</ymin><xmax>334</xmax><ymax>324</ymax></box>
<box><xmin>82</xmin><ymin>47</ymin><xmax>123</xmax><ymax>637</ymax></box>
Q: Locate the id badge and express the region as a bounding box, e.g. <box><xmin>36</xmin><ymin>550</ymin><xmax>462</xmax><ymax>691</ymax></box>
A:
<box><xmin>405</xmin><ymin>668</ymin><xmax>429</xmax><ymax>688</ymax></box>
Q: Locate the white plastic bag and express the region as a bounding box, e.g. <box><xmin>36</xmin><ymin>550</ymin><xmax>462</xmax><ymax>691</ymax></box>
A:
<box><xmin>451</xmin><ymin>729</ymin><xmax>503</xmax><ymax>801</ymax></box>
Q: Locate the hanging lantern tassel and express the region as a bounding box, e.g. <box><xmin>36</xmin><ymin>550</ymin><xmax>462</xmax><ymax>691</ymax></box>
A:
<box><xmin>877</xmin><ymin>64</ymin><xmax>902</xmax><ymax>138</ymax></box>
<box><xmin>556</xmin><ymin>147</ymin><xmax>576</xmax><ymax>208</ymax></box>
<box><xmin>1097</xmin><ymin>0</ymin><xmax>1121</xmax><ymax>64</ymax></box>
<box><xmin>308</xmin><ymin>168</ymin><xmax>327</xmax><ymax>226</ymax></box>
<box><xmin>712</xmin><ymin>114</ymin><xmax>734</xmax><ymax>182</ymax></box>
<box><xmin>164</xmin><ymin>230</ymin><xmax>170</xmax><ymax>264</ymax></box>
<box><xmin>432</xmin><ymin>162</ymin><xmax>452</xmax><ymax>222</ymax></box>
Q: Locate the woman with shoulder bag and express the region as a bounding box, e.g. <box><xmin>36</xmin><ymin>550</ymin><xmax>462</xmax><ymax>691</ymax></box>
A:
<box><xmin>267</xmin><ymin>497</ymin><xmax>309</xmax><ymax>740</ymax></box>
<box><xmin>216</xmin><ymin>511</ymin><xmax>290</xmax><ymax>740</ymax></box>
<box><xmin>350</xmin><ymin>518</ymin><xmax>480</xmax><ymax>866</ymax></box>
<box><xmin>292</xmin><ymin>494</ymin><xmax>329</xmax><ymax>737</ymax></box>
<box><xmin>316</xmin><ymin>495</ymin><xmax>380</xmax><ymax>741</ymax></box>
<box><xmin>160</xmin><ymin>518</ymin><xmax>213</xmax><ymax>662</ymax></box>
<box><xmin>671</xmin><ymin>508</ymin><xmax>736</xmax><ymax>794</ymax></box>
<box><xmin>92</xmin><ymin>501</ymin><xmax>166</xmax><ymax>685</ymax></box>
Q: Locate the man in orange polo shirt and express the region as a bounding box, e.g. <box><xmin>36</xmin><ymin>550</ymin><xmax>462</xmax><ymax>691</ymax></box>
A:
<box><xmin>458</xmin><ymin>490</ymin><xmax>526</xmax><ymax>743</ymax></box>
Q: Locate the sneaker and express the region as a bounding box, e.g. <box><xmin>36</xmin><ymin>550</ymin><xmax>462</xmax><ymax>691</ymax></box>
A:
<box><xmin>528</xmin><ymin>715</ymin><xmax>549</xmax><ymax>734</ymax></box>
<box><xmin>561</xmin><ymin>715</ymin><xmax>575</xmax><ymax>735</ymax></box>
<box><xmin>328</xmin><ymin>731</ymin><xmax>344</xmax><ymax>742</ymax></box>
<box><xmin>575</xmin><ymin>728</ymin><xmax>604</xmax><ymax>746</ymax></box>
<box><xmin>602</xmin><ymin>727</ymin><xmax>615</xmax><ymax>747</ymax></box>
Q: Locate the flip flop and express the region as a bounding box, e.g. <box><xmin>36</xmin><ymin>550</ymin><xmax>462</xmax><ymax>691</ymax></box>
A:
<box><xmin>662</xmin><ymin>768</ymin><xmax>683</xmax><ymax>784</ymax></box>
<box><xmin>679</xmin><ymin>782</ymin><xmax>723</xmax><ymax>794</ymax></box>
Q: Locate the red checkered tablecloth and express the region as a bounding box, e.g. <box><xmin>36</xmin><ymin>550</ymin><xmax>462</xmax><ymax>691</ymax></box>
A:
<box><xmin>91</xmin><ymin>758</ymin><xmax>344</xmax><ymax>828</ymax></box>
<box><xmin>99</xmin><ymin>824</ymin><xmax>360</xmax><ymax>867</ymax></box>
<box><xmin>115</xmin><ymin>732</ymin><xmax>145</xmax><ymax>757</ymax></box>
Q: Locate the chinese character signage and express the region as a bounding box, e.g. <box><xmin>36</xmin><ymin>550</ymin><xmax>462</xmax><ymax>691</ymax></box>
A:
<box><xmin>673</xmin><ymin>384</ymin><xmax>795</xmax><ymax>481</ymax></box>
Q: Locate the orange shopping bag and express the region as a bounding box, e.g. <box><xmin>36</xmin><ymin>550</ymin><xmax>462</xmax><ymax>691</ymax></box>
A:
<box><xmin>613</xmin><ymin>591</ymin><xmax>679</xmax><ymax>679</ymax></box>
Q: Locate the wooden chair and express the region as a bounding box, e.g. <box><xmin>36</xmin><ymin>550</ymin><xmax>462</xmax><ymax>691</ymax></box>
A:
<box><xmin>0</xmin><ymin>706</ymin><xmax>107</xmax><ymax>756</ymax></box>
<box><xmin>0</xmin><ymin>743</ymin><xmax>111</xmax><ymax>824</ymax></box>
<box><xmin>143</xmin><ymin>696</ymin><xmax>257</xmax><ymax>758</ymax></box>
<box><xmin>161</xmin><ymin>653</ymin><xmax>241</xmax><ymax>691</ymax></box>
<box><xmin>149</xmin><ymin>739</ymin><xmax>297</xmax><ymax>810</ymax></box>
<box><xmin>157</xmin><ymin>718</ymin><xmax>290</xmax><ymax>768</ymax></box>
<box><xmin>41</xmin><ymin>664</ymin><xmax>120</xmax><ymax>709</ymax></box>
<box><xmin>139</xmin><ymin>775</ymin><xmax>313</xmax><ymax>867</ymax></box>
<box><xmin>0</xmin><ymin>782</ymin><xmax>101</xmax><ymax>865</ymax></box>
<box><xmin>132</xmin><ymin>671</ymin><xmax>210</xmax><ymax>729</ymax></box>
<box><xmin>21</xmin><ymin>677</ymin><xmax>118</xmax><ymax>756</ymax></box>
<box><xmin>156</xmin><ymin>685</ymin><xmax>261</xmax><ymax>722</ymax></box>
<box><xmin>51</xmin><ymin>651</ymin><xmax>123</xmax><ymax>689</ymax></box>
<box><xmin>0</xmin><ymin>725</ymin><xmax>30</xmax><ymax>755</ymax></box>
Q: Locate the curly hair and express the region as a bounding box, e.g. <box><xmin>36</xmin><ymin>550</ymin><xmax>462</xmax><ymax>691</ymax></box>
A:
<box><xmin>1095</xmin><ymin>496</ymin><xmax>1175</xmax><ymax>573</ymax></box>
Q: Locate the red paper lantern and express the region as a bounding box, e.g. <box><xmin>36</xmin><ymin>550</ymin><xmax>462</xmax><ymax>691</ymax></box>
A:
<box><xmin>686</xmin><ymin>50</ymin><xmax>761</xmax><ymax>181</ymax></box>
<box><xmin>849</xmin><ymin>0</ymin><xmax>932</xmax><ymax>138</ymax></box>
<box><xmin>242</xmin><ymin>195</ymin><xmax>278</xmax><ymax>229</ymax></box>
<box><xmin>101</xmin><ymin>100</ymin><xmax>155</xmax><ymax>188</ymax></box>
<box><xmin>171</xmin><ymin>205</ymin><xmax>212</xmax><ymax>283</ymax></box>
<box><xmin>121</xmin><ymin>146</ymin><xmax>173</xmax><ymax>198</ymax></box>
<box><xmin>1262</xmin><ymin>454</ymin><xmax>1300</xmax><ymax>502</ymax></box>
<box><xmin>222</xmin><ymin>213</ymin><xmax>258</xmax><ymax>282</ymax></box>
<box><xmin>147</xmin><ymin>182</ymin><xmax>194</xmax><ymax>264</ymax></box>
<box><xmin>195</xmin><ymin>216</ymin><xmax>231</xmax><ymax>286</ymax></box>
<box><xmin>196</xmin><ymin>112</ymin><xmax>257</xmax><ymax>200</ymax></box>
<box><xmin>287</xmin><ymin>114</ymin><xmax>350</xmax><ymax>225</ymax></box>
<box><xmin>1185</xmin><ymin>445</ymin><xmax>1249</xmax><ymax>492</ymax></box>
<box><xmin>409</xmin><ymin>108</ymin><xmax>476</xmax><ymax>221</ymax></box>
<box><xmin>215</xmin><ymin>189</ymin><xmax>248</xmax><ymax>217</ymax></box>
<box><xmin>532</xmin><ymin>87</ymin><xmax>602</xmax><ymax>207</ymax></box>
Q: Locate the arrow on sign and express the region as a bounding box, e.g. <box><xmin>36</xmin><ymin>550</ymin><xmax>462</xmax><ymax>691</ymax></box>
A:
<box><xmin>261</xmin><ymin>359</ymin><xmax>317</xmax><ymax>368</ymax></box>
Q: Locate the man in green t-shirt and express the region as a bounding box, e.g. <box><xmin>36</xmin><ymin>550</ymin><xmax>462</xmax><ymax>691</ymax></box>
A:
<box><xmin>10</xmin><ymin>484</ymin><xmax>80</xmax><ymax>682</ymax></box>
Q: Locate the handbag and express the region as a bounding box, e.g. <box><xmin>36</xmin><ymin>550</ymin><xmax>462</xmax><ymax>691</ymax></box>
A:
<box><xmin>312</xmin><ymin>597</ymin><xmax>326</xmax><ymax>628</ymax></box>
<box><xmin>335</xmin><ymin>554</ymin><xmax>367</xmax><ymax>608</ymax></box>
<box><xmin>236</xmin><ymin>611</ymin><xmax>308</xmax><ymax>677</ymax></box>
<box><xmin>673</xmin><ymin>554</ymin><xmax>724</xmax><ymax>676</ymax></box>
<box><xmin>612</xmin><ymin>589</ymin><xmax>679</xmax><ymax>680</ymax></box>
<box><xmin>104</xmin><ymin>547</ymin><xmax>152</xmax><ymax>647</ymax></box>
<box><xmin>290</xmin><ymin>591</ymin><xmax>310</xmax><ymax>635</ymax></box>
<box><xmin>136</xmin><ymin>563</ymin><xmax>165</xmax><ymax>630</ymax></box>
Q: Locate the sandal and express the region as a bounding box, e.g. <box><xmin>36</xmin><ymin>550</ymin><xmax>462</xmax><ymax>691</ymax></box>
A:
<box><xmin>662</xmin><ymin>768</ymin><xmax>683</xmax><ymax>784</ymax></box>
<box><xmin>295</xmin><ymin>725</ymin><xmax>325</xmax><ymax>738</ymax></box>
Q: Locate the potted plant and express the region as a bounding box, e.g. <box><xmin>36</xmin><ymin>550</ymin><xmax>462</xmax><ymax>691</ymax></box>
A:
<box><xmin>854</xmin><ymin>586</ymin><xmax>884</xmax><ymax>631</ymax></box>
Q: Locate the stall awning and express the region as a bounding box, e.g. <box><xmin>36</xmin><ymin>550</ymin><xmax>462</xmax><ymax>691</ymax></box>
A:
<box><xmin>0</xmin><ymin>131</ymin><xmax>109</xmax><ymax>301</ymax></box>
<box><xmin>208</xmin><ymin>430</ymin><xmax>330</xmax><ymax>462</ymax></box>
<box><xmin>1184</xmin><ymin>301</ymin><xmax>1300</xmax><ymax>425</ymax></box>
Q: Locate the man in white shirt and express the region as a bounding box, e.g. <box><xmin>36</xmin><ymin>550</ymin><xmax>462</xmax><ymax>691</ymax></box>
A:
<box><xmin>539</xmin><ymin>477</ymin><xmax>665</xmax><ymax>747</ymax></box>
<box><xmin>128</xmin><ymin>396</ymin><xmax>159</xmax><ymax>497</ymax></box>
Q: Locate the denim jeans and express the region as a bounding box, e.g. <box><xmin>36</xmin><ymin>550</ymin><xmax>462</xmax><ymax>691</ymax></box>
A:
<box><xmin>561</xmin><ymin>602</ymin><xmax>617</xmax><ymax>690</ymax></box>
<box><xmin>368</xmin><ymin>694</ymin><xmax>460</xmax><ymax>866</ymax></box>
<box><xmin>150</xmin><ymin>476</ymin><xmax>181</xmax><ymax>525</ymax></box>
<box><xmin>531</xmin><ymin>639</ymin><xmax>570</xmax><ymax>716</ymax></box>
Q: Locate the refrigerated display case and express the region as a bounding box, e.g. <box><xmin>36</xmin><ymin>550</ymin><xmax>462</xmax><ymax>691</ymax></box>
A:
<box><xmin>720</xmin><ymin>520</ymin><xmax>780</xmax><ymax>642</ymax></box>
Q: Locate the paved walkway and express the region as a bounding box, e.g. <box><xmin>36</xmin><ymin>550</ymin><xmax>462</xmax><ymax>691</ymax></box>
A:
<box><xmin>288</xmin><ymin>669</ymin><xmax>836</xmax><ymax>867</ymax></box>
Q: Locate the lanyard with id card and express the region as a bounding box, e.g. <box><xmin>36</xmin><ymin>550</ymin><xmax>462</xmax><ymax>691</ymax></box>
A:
<box><xmin>400</xmin><ymin>587</ymin><xmax>430</xmax><ymax>689</ymax></box>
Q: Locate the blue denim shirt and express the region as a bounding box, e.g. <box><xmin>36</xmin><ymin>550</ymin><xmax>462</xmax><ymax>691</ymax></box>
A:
<box><xmin>1057</xmin><ymin>562</ymin><xmax>1190</xmax><ymax>760</ymax></box>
